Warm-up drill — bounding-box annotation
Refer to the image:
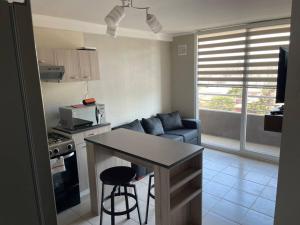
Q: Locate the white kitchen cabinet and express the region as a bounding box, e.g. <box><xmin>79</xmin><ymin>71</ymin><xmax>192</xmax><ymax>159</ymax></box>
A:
<box><xmin>55</xmin><ymin>49</ymin><xmax>81</xmax><ymax>82</ymax></box>
<box><xmin>78</xmin><ymin>50</ymin><xmax>91</xmax><ymax>81</ymax></box>
<box><xmin>89</xmin><ymin>50</ymin><xmax>100</xmax><ymax>81</ymax></box>
<box><xmin>37</xmin><ymin>48</ymin><xmax>100</xmax><ymax>82</ymax></box>
<box><xmin>78</xmin><ymin>50</ymin><xmax>100</xmax><ymax>81</ymax></box>
<box><xmin>37</xmin><ymin>48</ymin><xmax>55</xmax><ymax>65</ymax></box>
<box><xmin>76</xmin><ymin>143</ymin><xmax>90</xmax><ymax>193</ymax></box>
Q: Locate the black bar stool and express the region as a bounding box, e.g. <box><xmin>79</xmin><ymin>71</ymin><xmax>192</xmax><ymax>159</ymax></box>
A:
<box><xmin>99</xmin><ymin>166</ymin><xmax>142</xmax><ymax>225</ymax></box>
<box><xmin>145</xmin><ymin>174</ymin><xmax>155</xmax><ymax>224</ymax></box>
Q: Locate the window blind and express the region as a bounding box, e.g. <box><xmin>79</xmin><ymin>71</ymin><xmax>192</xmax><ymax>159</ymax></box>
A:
<box><xmin>246</xmin><ymin>24</ymin><xmax>290</xmax><ymax>88</ymax></box>
<box><xmin>197</xmin><ymin>22</ymin><xmax>290</xmax><ymax>89</ymax></box>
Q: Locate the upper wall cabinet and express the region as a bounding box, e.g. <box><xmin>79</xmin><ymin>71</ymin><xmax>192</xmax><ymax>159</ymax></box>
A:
<box><xmin>37</xmin><ymin>48</ymin><xmax>55</xmax><ymax>65</ymax></box>
<box><xmin>89</xmin><ymin>51</ymin><xmax>100</xmax><ymax>81</ymax></box>
<box><xmin>37</xmin><ymin>48</ymin><xmax>100</xmax><ymax>82</ymax></box>
<box><xmin>56</xmin><ymin>49</ymin><xmax>81</xmax><ymax>82</ymax></box>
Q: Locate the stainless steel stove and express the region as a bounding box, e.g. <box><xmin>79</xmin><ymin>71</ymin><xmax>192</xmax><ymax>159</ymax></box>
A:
<box><xmin>47</xmin><ymin>132</ymin><xmax>74</xmax><ymax>158</ymax></box>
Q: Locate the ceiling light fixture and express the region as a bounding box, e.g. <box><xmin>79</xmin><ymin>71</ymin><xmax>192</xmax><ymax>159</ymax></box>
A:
<box><xmin>105</xmin><ymin>0</ymin><xmax>162</xmax><ymax>37</ymax></box>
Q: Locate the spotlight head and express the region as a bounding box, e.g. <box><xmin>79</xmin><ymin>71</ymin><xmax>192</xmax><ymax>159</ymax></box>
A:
<box><xmin>105</xmin><ymin>5</ymin><xmax>125</xmax><ymax>27</ymax></box>
<box><xmin>146</xmin><ymin>14</ymin><xmax>162</xmax><ymax>33</ymax></box>
<box><xmin>106</xmin><ymin>25</ymin><xmax>118</xmax><ymax>38</ymax></box>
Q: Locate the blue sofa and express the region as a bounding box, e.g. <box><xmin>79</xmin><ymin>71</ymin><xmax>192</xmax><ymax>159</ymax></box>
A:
<box><xmin>114</xmin><ymin>111</ymin><xmax>201</xmax><ymax>179</ymax></box>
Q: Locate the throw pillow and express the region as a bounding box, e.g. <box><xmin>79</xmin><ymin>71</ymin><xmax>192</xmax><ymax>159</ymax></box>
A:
<box><xmin>157</xmin><ymin>111</ymin><xmax>183</xmax><ymax>131</ymax></box>
<box><xmin>119</xmin><ymin>119</ymin><xmax>145</xmax><ymax>133</ymax></box>
<box><xmin>141</xmin><ymin>117</ymin><xmax>165</xmax><ymax>135</ymax></box>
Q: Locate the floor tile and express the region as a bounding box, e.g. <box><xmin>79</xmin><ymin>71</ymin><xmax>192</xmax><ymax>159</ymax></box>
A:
<box><xmin>271</xmin><ymin>171</ymin><xmax>279</xmax><ymax>178</ymax></box>
<box><xmin>202</xmin><ymin>208</ymin><xmax>209</xmax><ymax>218</ymax></box>
<box><xmin>230</xmin><ymin>158</ymin><xmax>259</xmax><ymax>170</ymax></box>
<box><xmin>234</xmin><ymin>179</ymin><xmax>265</xmax><ymax>195</ymax></box>
<box><xmin>204</xmin><ymin>160</ymin><xmax>229</xmax><ymax>172</ymax></box>
<box><xmin>203</xmin><ymin>192</ymin><xmax>221</xmax><ymax>210</ymax></box>
<box><xmin>223</xmin><ymin>188</ymin><xmax>257</xmax><ymax>208</ymax></box>
<box><xmin>88</xmin><ymin>214</ymin><xmax>139</xmax><ymax>225</ymax></box>
<box><xmin>203</xmin><ymin>212</ymin><xmax>239</xmax><ymax>225</ymax></box>
<box><xmin>71</xmin><ymin>199</ymin><xmax>91</xmax><ymax>217</ymax></box>
<box><xmin>241</xmin><ymin>209</ymin><xmax>274</xmax><ymax>225</ymax></box>
<box><xmin>57</xmin><ymin>209</ymin><xmax>82</xmax><ymax>225</ymax></box>
<box><xmin>247</xmin><ymin>165</ymin><xmax>278</xmax><ymax>178</ymax></box>
<box><xmin>267</xmin><ymin>178</ymin><xmax>278</xmax><ymax>188</ymax></box>
<box><xmin>251</xmin><ymin>197</ymin><xmax>276</xmax><ymax>217</ymax></box>
<box><xmin>261</xmin><ymin>186</ymin><xmax>277</xmax><ymax>202</ymax></box>
<box><xmin>204</xmin><ymin>181</ymin><xmax>232</xmax><ymax>198</ymax></box>
<box><xmin>222</xmin><ymin>166</ymin><xmax>248</xmax><ymax>178</ymax></box>
<box><xmin>135</xmin><ymin>180</ymin><xmax>151</xmax><ymax>203</ymax></box>
<box><xmin>244</xmin><ymin>172</ymin><xmax>272</xmax><ymax>185</ymax></box>
<box><xmin>68</xmin><ymin>220</ymin><xmax>92</xmax><ymax>225</ymax></box>
<box><xmin>212</xmin><ymin>173</ymin><xmax>241</xmax><ymax>187</ymax></box>
<box><xmin>203</xmin><ymin>178</ymin><xmax>210</xmax><ymax>186</ymax></box>
<box><xmin>87</xmin><ymin>215</ymin><xmax>100</xmax><ymax>225</ymax></box>
<box><xmin>124</xmin><ymin>198</ymin><xmax>155</xmax><ymax>224</ymax></box>
<box><xmin>203</xmin><ymin>168</ymin><xmax>219</xmax><ymax>180</ymax></box>
<box><xmin>211</xmin><ymin>200</ymin><xmax>248</xmax><ymax>223</ymax></box>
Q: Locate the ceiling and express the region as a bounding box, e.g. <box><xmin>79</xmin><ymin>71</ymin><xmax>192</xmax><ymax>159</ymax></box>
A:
<box><xmin>30</xmin><ymin>0</ymin><xmax>293</xmax><ymax>35</ymax></box>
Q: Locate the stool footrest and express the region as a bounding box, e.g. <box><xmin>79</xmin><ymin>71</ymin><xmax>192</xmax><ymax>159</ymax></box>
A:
<box><xmin>102</xmin><ymin>192</ymin><xmax>138</xmax><ymax>216</ymax></box>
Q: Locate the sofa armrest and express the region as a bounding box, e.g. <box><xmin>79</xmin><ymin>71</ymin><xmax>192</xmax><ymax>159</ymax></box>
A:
<box><xmin>182</xmin><ymin>119</ymin><xmax>201</xmax><ymax>145</ymax></box>
<box><xmin>182</xmin><ymin>118</ymin><xmax>201</xmax><ymax>130</ymax></box>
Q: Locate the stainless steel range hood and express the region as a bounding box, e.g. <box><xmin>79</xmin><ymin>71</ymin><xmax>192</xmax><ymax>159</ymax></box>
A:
<box><xmin>39</xmin><ymin>63</ymin><xmax>65</xmax><ymax>81</ymax></box>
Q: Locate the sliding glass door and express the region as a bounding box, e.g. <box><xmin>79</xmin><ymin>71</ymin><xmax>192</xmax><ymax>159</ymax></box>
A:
<box><xmin>197</xmin><ymin>20</ymin><xmax>290</xmax><ymax>157</ymax></box>
<box><xmin>197</xmin><ymin>27</ymin><xmax>247</xmax><ymax>151</ymax></box>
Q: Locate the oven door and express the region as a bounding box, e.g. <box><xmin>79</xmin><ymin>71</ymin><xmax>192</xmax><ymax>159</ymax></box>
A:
<box><xmin>52</xmin><ymin>151</ymin><xmax>80</xmax><ymax>213</ymax></box>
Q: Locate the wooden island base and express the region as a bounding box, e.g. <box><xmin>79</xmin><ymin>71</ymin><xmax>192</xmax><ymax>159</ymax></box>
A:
<box><xmin>85</xmin><ymin>129</ymin><xmax>203</xmax><ymax>225</ymax></box>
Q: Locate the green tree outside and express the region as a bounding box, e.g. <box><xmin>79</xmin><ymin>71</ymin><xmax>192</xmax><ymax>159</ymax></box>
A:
<box><xmin>247</xmin><ymin>89</ymin><xmax>275</xmax><ymax>115</ymax></box>
<box><xmin>201</xmin><ymin>88</ymin><xmax>275</xmax><ymax>114</ymax></box>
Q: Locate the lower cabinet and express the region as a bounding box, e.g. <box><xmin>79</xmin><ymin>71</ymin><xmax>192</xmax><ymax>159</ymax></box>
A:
<box><xmin>76</xmin><ymin>143</ymin><xmax>90</xmax><ymax>193</ymax></box>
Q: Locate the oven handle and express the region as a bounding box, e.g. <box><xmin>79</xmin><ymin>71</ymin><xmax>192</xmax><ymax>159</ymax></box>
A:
<box><xmin>63</xmin><ymin>152</ymin><xmax>75</xmax><ymax>159</ymax></box>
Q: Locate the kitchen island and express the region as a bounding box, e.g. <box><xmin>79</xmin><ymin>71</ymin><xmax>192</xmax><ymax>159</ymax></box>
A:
<box><xmin>85</xmin><ymin>128</ymin><xmax>204</xmax><ymax>225</ymax></box>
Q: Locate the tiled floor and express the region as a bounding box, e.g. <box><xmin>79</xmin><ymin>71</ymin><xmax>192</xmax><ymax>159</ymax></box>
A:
<box><xmin>57</xmin><ymin>149</ymin><xmax>278</xmax><ymax>225</ymax></box>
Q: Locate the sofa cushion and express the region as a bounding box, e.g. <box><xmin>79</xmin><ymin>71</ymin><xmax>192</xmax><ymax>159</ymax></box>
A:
<box><xmin>157</xmin><ymin>111</ymin><xmax>183</xmax><ymax>131</ymax></box>
<box><xmin>118</xmin><ymin>119</ymin><xmax>145</xmax><ymax>133</ymax></box>
<box><xmin>187</xmin><ymin>137</ymin><xmax>198</xmax><ymax>145</ymax></box>
<box><xmin>182</xmin><ymin>119</ymin><xmax>200</xmax><ymax>130</ymax></box>
<box><xmin>158</xmin><ymin>134</ymin><xmax>184</xmax><ymax>142</ymax></box>
<box><xmin>166</xmin><ymin>129</ymin><xmax>198</xmax><ymax>142</ymax></box>
<box><xmin>141</xmin><ymin>117</ymin><xmax>165</xmax><ymax>135</ymax></box>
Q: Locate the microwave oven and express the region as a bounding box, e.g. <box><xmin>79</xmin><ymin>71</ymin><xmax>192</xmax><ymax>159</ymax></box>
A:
<box><xmin>59</xmin><ymin>104</ymin><xmax>106</xmax><ymax>130</ymax></box>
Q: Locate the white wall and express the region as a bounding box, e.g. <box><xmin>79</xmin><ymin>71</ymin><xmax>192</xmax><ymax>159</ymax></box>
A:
<box><xmin>275</xmin><ymin>0</ymin><xmax>300</xmax><ymax>224</ymax></box>
<box><xmin>34</xmin><ymin>27</ymin><xmax>171</xmax><ymax>128</ymax></box>
<box><xmin>171</xmin><ymin>34</ymin><xmax>197</xmax><ymax>118</ymax></box>
<box><xmin>84</xmin><ymin>34</ymin><xmax>171</xmax><ymax>126</ymax></box>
